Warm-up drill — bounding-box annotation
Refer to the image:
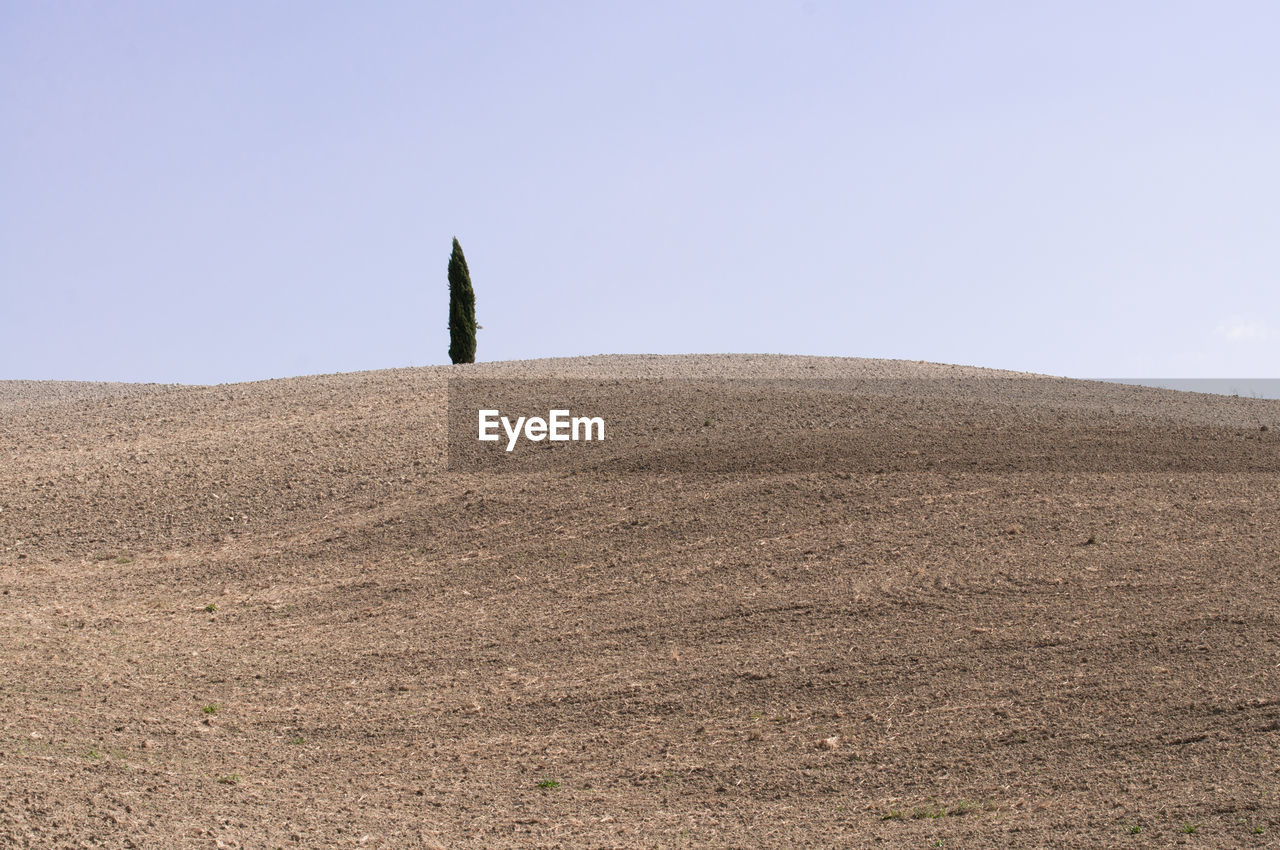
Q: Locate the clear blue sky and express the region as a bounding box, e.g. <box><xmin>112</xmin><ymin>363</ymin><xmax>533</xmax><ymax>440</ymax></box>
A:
<box><xmin>3</xmin><ymin>1</ymin><xmax>1278</xmax><ymax>384</ymax></box>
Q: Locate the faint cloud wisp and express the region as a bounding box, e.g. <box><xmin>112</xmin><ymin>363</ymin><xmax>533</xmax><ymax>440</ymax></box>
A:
<box><xmin>1214</xmin><ymin>317</ymin><xmax>1275</xmax><ymax>342</ymax></box>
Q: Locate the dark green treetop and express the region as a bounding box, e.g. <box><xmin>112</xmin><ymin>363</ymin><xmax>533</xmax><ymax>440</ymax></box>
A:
<box><xmin>447</xmin><ymin>237</ymin><xmax>476</xmax><ymax>364</ymax></box>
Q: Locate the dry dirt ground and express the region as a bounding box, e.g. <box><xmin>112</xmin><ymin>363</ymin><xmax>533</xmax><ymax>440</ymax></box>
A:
<box><xmin>2</xmin><ymin>354</ymin><xmax>1279</xmax><ymax>848</ymax></box>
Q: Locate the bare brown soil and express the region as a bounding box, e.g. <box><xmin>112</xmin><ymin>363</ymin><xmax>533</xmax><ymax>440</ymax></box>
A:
<box><xmin>2</xmin><ymin>355</ymin><xmax>1279</xmax><ymax>848</ymax></box>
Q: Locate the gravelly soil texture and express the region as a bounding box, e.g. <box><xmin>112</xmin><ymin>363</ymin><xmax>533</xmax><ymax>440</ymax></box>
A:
<box><xmin>2</xmin><ymin>354</ymin><xmax>1279</xmax><ymax>848</ymax></box>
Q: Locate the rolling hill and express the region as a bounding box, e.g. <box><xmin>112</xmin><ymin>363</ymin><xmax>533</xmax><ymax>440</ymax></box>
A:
<box><xmin>2</xmin><ymin>355</ymin><xmax>1279</xmax><ymax>847</ymax></box>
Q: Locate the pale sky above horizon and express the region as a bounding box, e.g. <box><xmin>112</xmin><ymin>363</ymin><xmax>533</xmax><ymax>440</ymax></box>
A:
<box><xmin>3</xmin><ymin>2</ymin><xmax>1279</xmax><ymax>384</ymax></box>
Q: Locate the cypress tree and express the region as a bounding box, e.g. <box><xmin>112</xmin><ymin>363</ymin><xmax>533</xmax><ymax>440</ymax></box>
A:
<box><xmin>447</xmin><ymin>237</ymin><xmax>476</xmax><ymax>364</ymax></box>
